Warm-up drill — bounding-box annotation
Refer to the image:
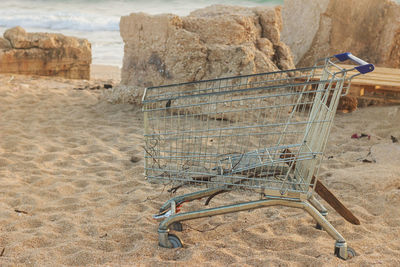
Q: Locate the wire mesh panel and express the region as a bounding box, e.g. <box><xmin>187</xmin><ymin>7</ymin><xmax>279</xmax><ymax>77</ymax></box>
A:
<box><xmin>143</xmin><ymin>58</ymin><xmax>349</xmax><ymax>195</ymax></box>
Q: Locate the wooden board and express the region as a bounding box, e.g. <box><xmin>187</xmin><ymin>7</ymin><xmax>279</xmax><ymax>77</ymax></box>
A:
<box><xmin>306</xmin><ymin>64</ymin><xmax>400</xmax><ymax>106</ymax></box>
<box><xmin>297</xmin><ymin>64</ymin><xmax>399</xmax><ymax>106</ymax></box>
<box><xmin>339</xmin><ymin>64</ymin><xmax>400</xmax><ymax>92</ymax></box>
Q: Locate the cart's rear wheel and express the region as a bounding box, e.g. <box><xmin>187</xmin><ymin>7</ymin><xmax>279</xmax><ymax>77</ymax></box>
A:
<box><xmin>334</xmin><ymin>245</ymin><xmax>356</xmax><ymax>260</ymax></box>
<box><xmin>168</xmin><ymin>234</ymin><xmax>183</xmax><ymax>248</ymax></box>
<box><xmin>346</xmin><ymin>247</ymin><xmax>356</xmax><ymax>259</ymax></box>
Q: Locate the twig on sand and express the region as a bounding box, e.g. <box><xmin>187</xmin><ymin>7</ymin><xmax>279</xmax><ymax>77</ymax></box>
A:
<box><xmin>14</xmin><ymin>209</ymin><xmax>28</xmax><ymax>215</ymax></box>
<box><xmin>0</xmin><ymin>247</ymin><xmax>4</xmax><ymax>257</ymax></box>
<box><xmin>168</xmin><ymin>184</ymin><xmax>183</xmax><ymax>194</ymax></box>
<box><xmin>182</xmin><ymin>222</ymin><xmax>225</xmax><ymax>233</ymax></box>
<box><xmin>142</xmin><ymin>146</ymin><xmax>162</xmax><ymax>169</ymax></box>
<box><xmin>356</xmin><ymin>145</ymin><xmax>376</xmax><ymax>163</ymax></box>
<box><xmin>167</xmin><ymin>175</ymin><xmax>214</xmax><ymax>194</ymax></box>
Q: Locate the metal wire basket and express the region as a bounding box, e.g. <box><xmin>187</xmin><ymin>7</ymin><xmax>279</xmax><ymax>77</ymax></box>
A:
<box><xmin>142</xmin><ymin>53</ymin><xmax>374</xmax><ymax>259</ymax></box>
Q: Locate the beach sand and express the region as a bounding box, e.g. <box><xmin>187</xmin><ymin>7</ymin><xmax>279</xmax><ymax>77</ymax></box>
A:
<box><xmin>0</xmin><ymin>67</ymin><xmax>399</xmax><ymax>266</ymax></box>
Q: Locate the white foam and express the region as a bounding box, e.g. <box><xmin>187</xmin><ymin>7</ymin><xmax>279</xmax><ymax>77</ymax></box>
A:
<box><xmin>0</xmin><ymin>10</ymin><xmax>120</xmax><ymax>32</ymax></box>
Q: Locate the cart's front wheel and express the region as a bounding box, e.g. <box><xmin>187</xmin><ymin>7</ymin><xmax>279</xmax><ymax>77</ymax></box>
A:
<box><xmin>168</xmin><ymin>234</ymin><xmax>183</xmax><ymax>248</ymax></box>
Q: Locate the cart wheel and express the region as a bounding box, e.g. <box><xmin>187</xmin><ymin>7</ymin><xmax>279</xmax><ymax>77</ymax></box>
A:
<box><xmin>334</xmin><ymin>245</ymin><xmax>356</xmax><ymax>260</ymax></box>
<box><xmin>170</xmin><ymin>222</ymin><xmax>183</xmax><ymax>232</ymax></box>
<box><xmin>168</xmin><ymin>234</ymin><xmax>183</xmax><ymax>248</ymax></box>
<box><xmin>345</xmin><ymin>247</ymin><xmax>356</xmax><ymax>259</ymax></box>
<box><xmin>315</xmin><ymin>223</ymin><xmax>322</xmax><ymax>230</ymax></box>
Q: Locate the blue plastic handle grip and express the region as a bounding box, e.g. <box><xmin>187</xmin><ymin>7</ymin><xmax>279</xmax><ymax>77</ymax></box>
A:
<box><xmin>334</xmin><ymin>52</ymin><xmax>374</xmax><ymax>74</ymax></box>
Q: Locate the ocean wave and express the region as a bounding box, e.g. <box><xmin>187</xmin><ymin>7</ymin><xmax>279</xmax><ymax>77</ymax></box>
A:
<box><xmin>0</xmin><ymin>10</ymin><xmax>120</xmax><ymax>32</ymax></box>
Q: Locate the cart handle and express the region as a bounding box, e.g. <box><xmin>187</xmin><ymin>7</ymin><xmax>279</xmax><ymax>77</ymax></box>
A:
<box><xmin>334</xmin><ymin>52</ymin><xmax>374</xmax><ymax>74</ymax></box>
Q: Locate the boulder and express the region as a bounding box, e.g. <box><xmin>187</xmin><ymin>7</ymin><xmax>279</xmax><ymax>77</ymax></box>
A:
<box><xmin>0</xmin><ymin>26</ymin><xmax>91</xmax><ymax>79</ymax></box>
<box><xmin>281</xmin><ymin>0</ymin><xmax>400</xmax><ymax>68</ymax></box>
<box><xmin>120</xmin><ymin>5</ymin><xmax>295</xmax><ymax>90</ymax></box>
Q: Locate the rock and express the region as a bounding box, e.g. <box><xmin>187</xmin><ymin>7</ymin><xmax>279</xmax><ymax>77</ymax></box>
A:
<box><xmin>3</xmin><ymin>26</ymin><xmax>28</xmax><ymax>48</ymax></box>
<box><xmin>120</xmin><ymin>5</ymin><xmax>295</xmax><ymax>92</ymax></box>
<box><xmin>0</xmin><ymin>26</ymin><xmax>91</xmax><ymax>79</ymax></box>
<box><xmin>281</xmin><ymin>0</ymin><xmax>400</xmax><ymax>68</ymax></box>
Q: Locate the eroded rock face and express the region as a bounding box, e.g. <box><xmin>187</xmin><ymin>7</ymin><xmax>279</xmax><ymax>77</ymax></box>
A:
<box><xmin>120</xmin><ymin>5</ymin><xmax>295</xmax><ymax>89</ymax></box>
<box><xmin>0</xmin><ymin>27</ymin><xmax>91</xmax><ymax>79</ymax></box>
<box><xmin>282</xmin><ymin>0</ymin><xmax>400</xmax><ymax>68</ymax></box>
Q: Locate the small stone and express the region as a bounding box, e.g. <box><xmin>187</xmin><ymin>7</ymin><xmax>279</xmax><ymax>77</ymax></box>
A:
<box><xmin>130</xmin><ymin>156</ymin><xmax>141</xmax><ymax>163</ymax></box>
<box><xmin>0</xmin><ymin>38</ymin><xmax>12</xmax><ymax>49</ymax></box>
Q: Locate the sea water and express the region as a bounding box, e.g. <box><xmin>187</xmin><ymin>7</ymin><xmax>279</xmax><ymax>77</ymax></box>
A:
<box><xmin>0</xmin><ymin>0</ymin><xmax>282</xmax><ymax>67</ymax></box>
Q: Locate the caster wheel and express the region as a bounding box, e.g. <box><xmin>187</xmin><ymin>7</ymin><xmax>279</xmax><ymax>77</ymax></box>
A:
<box><xmin>334</xmin><ymin>245</ymin><xmax>356</xmax><ymax>260</ymax></box>
<box><xmin>315</xmin><ymin>223</ymin><xmax>322</xmax><ymax>230</ymax></box>
<box><xmin>168</xmin><ymin>233</ymin><xmax>183</xmax><ymax>248</ymax></box>
<box><xmin>346</xmin><ymin>247</ymin><xmax>356</xmax><ymax>259</ymax></box>
<box><xmin>170</xmin><ymin>222</ymin><xmax>183</xmax><ymax>232</ymax></box>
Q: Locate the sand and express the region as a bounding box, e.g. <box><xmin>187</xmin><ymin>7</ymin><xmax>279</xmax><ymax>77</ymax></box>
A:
<box><xmin>0</xmin><ymin>66</ymin><xmax>399</xmax><ymax>266</ymax></box>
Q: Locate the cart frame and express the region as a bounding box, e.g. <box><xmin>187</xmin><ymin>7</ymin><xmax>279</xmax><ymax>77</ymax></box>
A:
<box><xmin>142</xmin><ymin>53</ymin><xmax>374</xmax><ymax>260</ymax></box>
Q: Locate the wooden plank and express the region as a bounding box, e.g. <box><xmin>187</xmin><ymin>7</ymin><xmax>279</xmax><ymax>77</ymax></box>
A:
<box><xmin>300</xmin><ymin>64</ymin><xmax>400</xmax><ymax>106</ymax></box>
<box><xmin>334</xmin><ymin>65</ymin><xmax>400</xmax><ymax>92</ymax></box>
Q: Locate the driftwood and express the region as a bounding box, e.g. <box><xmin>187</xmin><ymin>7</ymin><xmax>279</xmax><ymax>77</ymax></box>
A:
<box><xmin>310</xmin><ymin>176</ymin><xmax>360</xmax><ymax>225</ymax></box>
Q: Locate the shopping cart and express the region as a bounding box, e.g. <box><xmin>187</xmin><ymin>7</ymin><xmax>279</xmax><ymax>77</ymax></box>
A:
<box><xmin>142</xmin><ymin>53</ymin><xmax>374</xmax><ymax>260</ymax></box>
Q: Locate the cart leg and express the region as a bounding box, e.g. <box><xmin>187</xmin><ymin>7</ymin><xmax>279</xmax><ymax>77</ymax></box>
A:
<box><xmin>302</xmin><ymin>201</ymin><xmax>355</xmax><ymax>259</ymax></box>
<box><xmin>302</xmin><ymin>201</ymin><xmax>345</xmax><ymax>241</ymax></box>
<box><xmin>309</xmin><ymin>195</ymin><xmax>328</xmax><ymax>215</ymax></box>
<box><xmin>309</xmin><ymin>195</ymin><xmax>328</xmax><ymax>229</ymax></box>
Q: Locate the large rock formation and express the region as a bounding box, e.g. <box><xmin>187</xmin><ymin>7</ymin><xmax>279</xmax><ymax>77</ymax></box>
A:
<box><xmin>0</xmin><ymin>27</ymin><xmax>91</xmax><ymax>79</ymax></box>
<box><xmin>120</xmin><ymin>5</ymin><xmax>295</xmax><ymax>89</ymax></box>
<box><xmin>281</xmin><ymin>0</ymin><xmax>400</xmax><ymax>68</ymax></box>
